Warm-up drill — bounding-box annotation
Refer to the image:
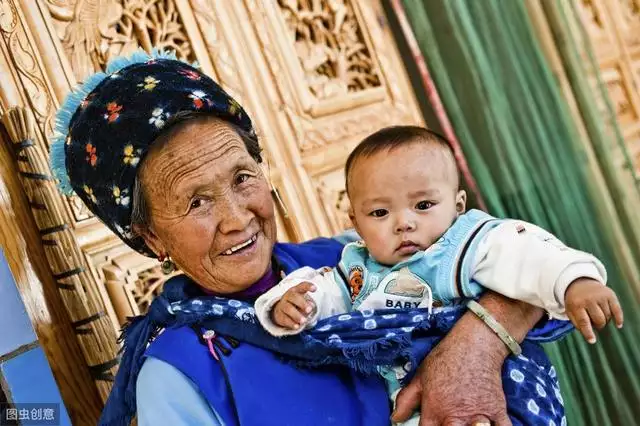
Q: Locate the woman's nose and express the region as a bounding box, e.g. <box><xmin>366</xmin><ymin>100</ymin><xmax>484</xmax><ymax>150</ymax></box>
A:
<box><xmin>217</xmin><ymin>195</ymin><xmax>253</xmax><ymax>234</ymax></box>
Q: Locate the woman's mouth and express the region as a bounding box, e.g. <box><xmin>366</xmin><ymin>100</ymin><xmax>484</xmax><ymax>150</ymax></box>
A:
<box><xmin>222</xmin><ymin>234</ymin><xmax>258</xmax><ymax>256</ymax></box>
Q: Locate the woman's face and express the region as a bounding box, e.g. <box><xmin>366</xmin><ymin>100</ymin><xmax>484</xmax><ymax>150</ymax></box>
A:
<box><xmin>137</xmin><ymin>117</ymin><xmax>277</xmax><ymax>294</ymax></box>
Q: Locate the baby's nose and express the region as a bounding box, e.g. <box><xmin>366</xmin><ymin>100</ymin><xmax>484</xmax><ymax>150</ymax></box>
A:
<box><xmin>395</xmin><ymin>215</ymin><xmax>417</xmax><ymax>233</ymax></box>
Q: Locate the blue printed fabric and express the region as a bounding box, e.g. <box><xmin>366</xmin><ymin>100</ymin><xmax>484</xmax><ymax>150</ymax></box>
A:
<box><xmin>156</xmin><ymin>278</ymin><xmax>569</xmax><ymax>424</ymax></box>
<box><xmin>108</xmin><ymin>276</ymin><xmax>572</xmax><ymax>425</ymax></box>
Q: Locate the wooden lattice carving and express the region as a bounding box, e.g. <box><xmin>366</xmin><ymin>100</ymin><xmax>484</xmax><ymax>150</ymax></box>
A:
<box><xmin>278</xmin><ymin>0</ymin><xmax>380</xmax><ymax>99</ymax></box>
<box><xmin>46</xmin><ymin>0</ymin><xmax>196</xmax><ymax>81</ymax></box>
<box><xmin>132</xmin><ymin>265</ymin><xmax>179</xmax><ymax>314</ymax></box>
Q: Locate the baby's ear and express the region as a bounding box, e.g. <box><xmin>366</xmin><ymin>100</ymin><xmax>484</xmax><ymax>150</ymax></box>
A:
<box><xmin>456</xmin><ymin>190</ymin><xmax>467</xmax><ymax>215</ymax></box>
<box><xmin>348</xmin><ymin>207</ymin><xmax>358</xmax><ymax>228</ymax></box>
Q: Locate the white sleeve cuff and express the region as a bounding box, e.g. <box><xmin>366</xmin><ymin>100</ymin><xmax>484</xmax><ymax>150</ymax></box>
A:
<box><xmin>254</xmin><ymin>267</ymin><xmax>321</xmax><ymax>337</ymax></box>
<box><xmin>548</xmin><ymin>260</ymin><xmax>607</xmax><ymax>319</ymax></box>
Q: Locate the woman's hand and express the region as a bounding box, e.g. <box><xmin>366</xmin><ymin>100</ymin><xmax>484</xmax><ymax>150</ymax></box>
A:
<box><xmin>393</xmin><ymin>292</ymin><xmax>544</xmax><ymax>425</ymax></box>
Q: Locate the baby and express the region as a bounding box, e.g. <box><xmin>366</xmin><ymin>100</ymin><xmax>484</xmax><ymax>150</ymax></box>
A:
<box><xmin>256</xmin><ymin>126</ymin><xmax>623</xmax><ymax>424</ymax></box>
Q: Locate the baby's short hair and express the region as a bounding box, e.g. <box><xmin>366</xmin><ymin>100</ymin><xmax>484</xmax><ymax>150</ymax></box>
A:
<box><xmin>344</xmin><ymin>126</ymin><xmax>461</xmax><ymax>193</ymax></box>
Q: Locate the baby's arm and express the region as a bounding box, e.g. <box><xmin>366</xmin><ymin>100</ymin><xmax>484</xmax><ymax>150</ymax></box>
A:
<box><xmin>255</xmin><ymin>267</ymin><xmax>350</xmax><ymax>337</ymax></box>
<box><xmin>472</xmin><ymin>221</ymin><xmax>622</xmax><ymax>343</ymax></box>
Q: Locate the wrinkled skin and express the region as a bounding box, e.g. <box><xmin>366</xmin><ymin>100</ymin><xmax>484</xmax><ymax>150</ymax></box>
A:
<box><xmin>136</xmin><ymin>116</ymin><xmax>277</xmax><ymax>294</ymax></box>
<box><xmin>393</xmin><ymin>292</ymin><xmax>544</xmax><ymax>426</ymax></box>
<box><xmin>135</xmin><ymin>116</ymin><xmax>544</xmax><ymax>425</ymax></box>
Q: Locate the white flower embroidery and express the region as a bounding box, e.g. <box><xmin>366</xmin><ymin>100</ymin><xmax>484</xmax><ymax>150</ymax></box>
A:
<box><xmin>149</xmin><ymin>108</ymin><xmax>170</xmax><ymax>129</ymax></box>
<box><xmin>113</xmin><ymin>186</ymin><xmax>130</xmax><ymax>206</ymax></box>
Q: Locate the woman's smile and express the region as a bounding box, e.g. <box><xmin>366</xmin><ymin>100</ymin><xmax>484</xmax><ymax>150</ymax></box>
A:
<box><xmin>220</xmin><ymin>232</ymin><xmax>259</xmax><ymax>256</ymax></box>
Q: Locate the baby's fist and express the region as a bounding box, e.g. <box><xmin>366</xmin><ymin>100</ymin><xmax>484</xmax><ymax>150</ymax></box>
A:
<box><xmin>271</xmin><ymin>282</ymin><xmax>317</xmax><ymax>331</ymax></box>
<box><xmin>565</xmin><ymin>278</ymin><xmax>623</xmax><ymax>344</ymax></box>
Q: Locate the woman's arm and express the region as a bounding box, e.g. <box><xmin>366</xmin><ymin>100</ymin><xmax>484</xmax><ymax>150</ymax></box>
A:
<box><xmin>393</xmin><ymin>292</ymin><xmax>544</xmax><ymax>425</ymax></box>
<box><xmin>137</xmin><ymin>357</ymin><xmax>225</xmax><ymax>426</ymax></box>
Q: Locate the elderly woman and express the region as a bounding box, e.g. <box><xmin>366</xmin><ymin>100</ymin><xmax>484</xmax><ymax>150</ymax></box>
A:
<box><xmin>51</xmin><ymin>51</ymin><xmax>555</xmax><ymax>426</ymax></box>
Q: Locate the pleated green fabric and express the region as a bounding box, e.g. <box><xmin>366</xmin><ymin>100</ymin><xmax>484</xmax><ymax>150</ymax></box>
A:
<box><xmin>399</xmin><ymin>1</ymin><xmax>640</xmax><ymax>424</ymax></box>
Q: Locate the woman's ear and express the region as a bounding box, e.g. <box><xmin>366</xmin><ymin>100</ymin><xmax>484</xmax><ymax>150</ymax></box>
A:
<box><xmin>455</xmin><ymin>190</ymin><xmax>467</xmax><ymax>216</ymax></box>
<box><xmin>133</xmin><ymin>223</ymin><xmax>165</xmax><ymax>257</ymax></box>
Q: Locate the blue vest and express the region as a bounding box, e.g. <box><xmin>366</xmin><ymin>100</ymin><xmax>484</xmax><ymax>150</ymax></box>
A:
<box><xmin>336</xmin><ymin>209</ymin><xmax>503</xmax><ymax>309</ymax></box>
<box><xmin>145</xmin><ymin>238</ymin><xmax>391</xmax><ymax>426</ymax></box>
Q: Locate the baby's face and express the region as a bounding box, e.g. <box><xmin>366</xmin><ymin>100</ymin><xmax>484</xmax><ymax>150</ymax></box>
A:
<box><xmin>347</xmin><ymin>142</ymin><xmax>466</xmax><ymax>266</ymax></box>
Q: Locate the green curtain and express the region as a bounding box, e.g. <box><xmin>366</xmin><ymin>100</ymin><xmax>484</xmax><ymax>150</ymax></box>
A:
<box><xmin>398</xmin><ymin>0</ymin><xmax>640</xmax><ymax>424</ymax></box>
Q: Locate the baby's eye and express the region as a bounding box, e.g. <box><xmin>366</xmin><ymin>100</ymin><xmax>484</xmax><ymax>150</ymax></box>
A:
<box><xmin>416</xmin><ymin>201</ymin><xmax>433</xmax><ymax>210</ymax></box>
<box><xmin>370</xmin><ymin>209</ymin><xmax>388</xmax><ymax>218</ymax></box>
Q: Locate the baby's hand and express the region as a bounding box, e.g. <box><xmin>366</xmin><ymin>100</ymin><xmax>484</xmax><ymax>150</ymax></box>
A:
<box><xmin>565</xmin><ymin>278</ymin><xmax>623</xmax><ymax>344</ymax></box>
<box><xmin>271</xmin><ymin>282</ymin><xmax>317</xmax><ymax>330</ymax></box>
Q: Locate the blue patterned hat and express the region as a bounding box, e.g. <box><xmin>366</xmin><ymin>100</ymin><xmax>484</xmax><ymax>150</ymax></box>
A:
<box><xmin>50</xmin><ymin>50</ymin><xmax>255</xmax><ymax>256</ymax></box>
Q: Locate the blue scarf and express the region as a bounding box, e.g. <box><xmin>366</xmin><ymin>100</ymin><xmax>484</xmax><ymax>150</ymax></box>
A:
<box><xmin>101</xmin><ymin>275</ymin><xmax>573</xmax><ymax>425</ymax></box>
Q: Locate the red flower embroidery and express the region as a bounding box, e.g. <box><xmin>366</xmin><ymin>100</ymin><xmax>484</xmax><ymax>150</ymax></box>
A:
<box><xmin>189</xmin><ymin>90</ymin><xmax>207</xmax><ymax>109</ymax></box>
<box><xmin>106</xmin><ymin>102</ymin><xmax>123</xmax><ymax>123</ymax></box>
<box><xmin>178</xmin><ymin>69</ymin><xmax>201</xmax><ymax>81</ymax></box>
<box><xmin>85</xmin><ymin>143</ymin><xmax>97</xmax><ymax>166</ymax></box>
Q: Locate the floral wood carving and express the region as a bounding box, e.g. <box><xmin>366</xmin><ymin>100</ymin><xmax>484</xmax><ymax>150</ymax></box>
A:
<box><xmin>46</xmin><ymin>0</ymin><xmax>196</xmax><ymax>81</ymax></box>
<box><xmin>0</xmin><ymin>1</ymin><xmax>54</xmax><ymax>136</ymax></box>
<box><xmin>132</xmin><ymin>265</ymin><xmax>178</xmax><ymax>313</ymax></box>
<box><xmin>578</xmin><ymin>0</ymin><xmax>604</xmax><ymax>30</ymax></box>
<box><xmin>191</xmin><ymin>0</ymin><xmax>244</xmax><ymax>105</ymax></box>
<box><xmin>277</xmin><ymin>0</ymin><xmax>381</xmax><ymax>100</ymax></box>
<box><xmin>601</xmin><ymin>69</ymin><xmax>636</xmax><ymax>125</ymax></box>
<box><xmin>316</xmin><ymin>181</ymin><xmax>351</xmax><ymax>234</ymax></box>
<box><xmin>618</xmin><ymin>0</ymin><xmax>640</xmax><ymax>47</ymax></box>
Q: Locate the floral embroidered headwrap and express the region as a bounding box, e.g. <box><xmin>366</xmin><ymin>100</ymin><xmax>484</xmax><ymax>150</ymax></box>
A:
<box><xmin>50</xmin><ymin>50</ymin><xmax>255</xmax><ymax>256</ymax></box>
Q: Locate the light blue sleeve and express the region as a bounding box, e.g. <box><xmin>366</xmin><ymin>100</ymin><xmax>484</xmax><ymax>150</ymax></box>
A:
<box><xmin>136</xmin><ymin>357</ymin><xmax>225</xmax><ymax>426</ymax></box>
<box><xmin>332</xmin><ymin>228</ymin><xmax>361</xmax><ymax>245</ymax></box>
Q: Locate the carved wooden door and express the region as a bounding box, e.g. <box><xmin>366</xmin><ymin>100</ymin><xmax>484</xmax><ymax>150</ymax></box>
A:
<box><xmin>573</xmin><ymin>0</ymin><xmax>640</xmax><ymax>183</ymax></box>
<box><xmin>0</xmin><ymin>0</ymin><xmax>422</xmax><ymax>405</ymax></box>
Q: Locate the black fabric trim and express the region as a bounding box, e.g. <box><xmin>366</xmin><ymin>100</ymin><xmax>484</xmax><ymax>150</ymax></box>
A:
<box><xmin>454</xmin><ymin>220</ymin><xmax>498</xmax><ymax>297</ymax></box>
<box><xmin>218</xmin><ymin>357</ymin><xmax>242</xmax><ymax>426</ymax></box>
<box><xmin>271</xmin><ymin>255</ymin><xmax>284</xmax><ymax>278</ymax></box>
<box><xmin>335</xmin><ymin>263</ymin><xmax>349</xmax><ymax>289</ymax></box>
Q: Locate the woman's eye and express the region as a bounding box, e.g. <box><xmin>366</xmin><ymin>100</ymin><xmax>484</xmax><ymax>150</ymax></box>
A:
<box><xmin>190</xmin><ymin>198</ymin><xmax>204</xmax><ymax>210</ymax></box>
<box><xmin>370</xmin><ymin>209</ymin><xmax>388</xmax><ymax>218</ymax></box>
<box><xmin>235</xmin><ymin>173</ymin><xmax>251</xmax><ymax>185</ymax></box>
<box><xmin>416</xmin><ymin>201</ymin><xmax>433</xmax><ymax>210</ymax></box>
